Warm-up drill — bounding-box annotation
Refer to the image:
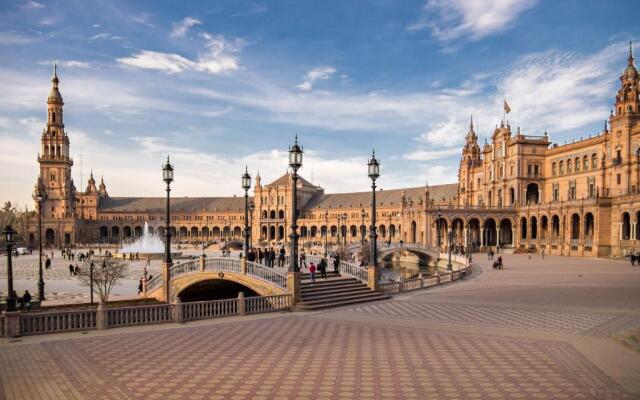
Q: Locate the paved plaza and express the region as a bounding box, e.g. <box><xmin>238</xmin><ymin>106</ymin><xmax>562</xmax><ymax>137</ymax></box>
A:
<box><xmin>1</xmin><ymin>254</ymin><xmax>640</xmax><ymax>399</ymax></box>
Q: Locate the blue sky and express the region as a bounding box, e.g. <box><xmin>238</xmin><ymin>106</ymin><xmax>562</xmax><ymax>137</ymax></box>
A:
<box><xmin>0</xmin><ymin>0</ymin><xmax>638</xmax><ymax>207</ymax></box>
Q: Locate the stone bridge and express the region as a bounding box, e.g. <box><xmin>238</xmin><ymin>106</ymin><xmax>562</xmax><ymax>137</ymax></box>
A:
<box><xmin>145</xmin><ymin>257</ymin><xmax>288</xmax><ymax>303</ymax></box>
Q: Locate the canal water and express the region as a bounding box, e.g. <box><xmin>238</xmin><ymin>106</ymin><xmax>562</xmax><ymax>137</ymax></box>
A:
<box><xmin>380</xmin><ymin>258</ymin><xmax>438</xmax><ymax>282</ymax></box>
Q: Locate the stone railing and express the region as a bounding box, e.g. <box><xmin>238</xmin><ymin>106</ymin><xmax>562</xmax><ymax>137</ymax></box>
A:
<box><xmin>204</xmin><ymin>257</ymin><xmax>242</xmax><ymax>273</ymax></box>
<box><xmin>438</xmin><ymin>253</ymin><xmax>470</xmax><ymax>269</ymax></box>
<box><xmin>2</xmin><ymin>294</ymin><xmax>292</xmax><ymax>338</ymax></box>
<box><xmin>246</xmin><ymin>262</ymin><xmax>287</xmax><ymax>289</ymax></box>
<box><xmin>19</xmin><ymin>308</ymin><xmax>97</xmax><ymax>336</ymax></box>
<box><xmin>380</xmin><ymin>267</ymin><xmax>470</xmax><ymax>296</ymax></box>
<box><xmin>106</xmin><ymin>303</ymin><xmax>173</xmax><ymax>328</ymax></box>
<box><xmin>284</xmin><ymin>254</ymin><xmax>369</xmax><ymax>284</ymax></box>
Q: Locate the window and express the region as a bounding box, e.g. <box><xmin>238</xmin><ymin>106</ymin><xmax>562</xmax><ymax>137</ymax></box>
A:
<box><xmin>588</xmin><ymin>177</ymin><xmax>595</xmax><ymax>198</ymax></box>
<box><xmin>617</xmin><ymin>174</ymin><xmax>621</xmax><ymax>185</ymax></box>
<box><xmin>527</xmin><ymin>164</ymin><xmax>532</xmax><ymax>176</ymax></box>
<box><xmin>569</xmin><ymin>180</ymin><xmax>576</xmax><ymax>200</ymax></box>
<box><xmin>592</xmin><ymin>154</ymin><xmax>597</xmax><ymax>168</ymax></box>
<box><xmin>534</xmin><ymin>165</ymin><xmax>539</xmax><ymax>176</ymax></box>
<box><xmin>583</xmin><ymin>155</ymin><xmax>588</xmax><ymax>170</ymax></box>
<box><xmin>574</xmin><ymin>157</ymin><xmax>579</xmax><ymax>172</ymax></box>
<box><xmin>559</xmin><ymin>161</ymin><xmax>564</xmax><ymax>174</ymax></box>
<box><xmin>553</xmin><ymin>183</ymin><xmax>559</xmax><ymax>202</ymax></box>
<box><xmin>568</xmin><ymin>159</ymin><xmax>572</xmax><ymax>172</ymax></box>
<box><xmin>552</xmin><ymin>162</ymin><xmax>557</xmax><ymax>176</ymax></box>
<box><xmin>52</xmin><ymin>112</ymin><xmax>56</xmax><ymax>123</ymax></box>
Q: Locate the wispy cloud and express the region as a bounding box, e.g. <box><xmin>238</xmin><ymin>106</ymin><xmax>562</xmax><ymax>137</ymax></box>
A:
<box><xmin>22</xmin><ymin>1</ymin><xmax>45</xmax><ymax>10</ymax></box>
<box><xmin>132</xmin><ymin>13</ymin><xmax>154</xmax><ymax>27</ymax></box>
<box><xmin>409</xmin><ymin>0</ymin><xmax>539</xmax><ymax>44</ymax></box>
<box><xmin>117</xmin><ymin>34</ymin><xmax>241</xmax><ymax>75</ymax></box>
<box><xmin>297</xmin><ymin>66</ymin><xmax>337</xmax><ymax>91</ymax></box>
<box><xmin>170</xmin><ymin>17</ymin><xmax>201</xmax><ymax>38</ymax></box>
<box><xmin>38</xmin><ymin>60</ymin><xmax>91</xmax><ymax>68</ymax></box>
<box><xmin>0</xmin><ymin>31</ymin><xmax>42</xmax><ymax>45</ymax></box>
<box><xmin>91</xmin><ymin>33</ymin><xmax>125</xmax><ymax>41</ymax></box>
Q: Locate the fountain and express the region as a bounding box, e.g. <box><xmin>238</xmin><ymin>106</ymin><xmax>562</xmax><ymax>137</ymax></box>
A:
<box><xmin>116</xmin><ymin>222</ymin><xmax>180</xmax><ymax>259</ymax></box>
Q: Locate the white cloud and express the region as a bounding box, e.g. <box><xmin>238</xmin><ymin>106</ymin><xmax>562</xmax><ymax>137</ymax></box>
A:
<box><xmin>22</xmin><ymin>1</ymin><xmax>45</xmax><ymax>9</ymax></box>
<box><xmin>39</xmin><ymin>60</ymin><xmax>91</xmax><ymax>68</ymax></box>
<box><xmin>132</xmin><ymin>13</ymin><xmax>154</xmax><ymax>27</ymax></box>
<box><xmin>170</xmin><ymin>17</ymin><xmax>201</xmax><ymax>38</ymax></box>
<box><xmin>91</xmin><ymin>33</ymin><xmax>125</xmax><ymax>41</ymax></box>
<box><xmin>409</xmin><ymin>0</ymin><xmax>539</xmax><ymax>43</ymax></box>
<box><xmin>117</xmin><ymin>34</ymin><xmax>240</xmax><ymax>75</ymax></box>
<box><xmin>297</xmin><ymin>66</ymin><xmax>336</xmax><ymax>91</ymax></box>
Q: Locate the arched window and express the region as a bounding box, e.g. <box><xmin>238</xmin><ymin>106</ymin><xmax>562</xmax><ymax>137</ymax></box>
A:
<box><xmin>552</xmin><ymin>162</ymin><xmax>557</xmax><ymax>176</ymax></box>
<box><xmin>574</xmin><ymin>157</ymin><xmax>580</xmax><ymax>172</ymax></box>
<box><xmin>52</xmin><ymin>112</ymin><xmax>56</xmax><ymax>123</ymax></box>
<box><xmin>559</xmin><ymin>161</ymin><xmax>564</xmax><ymax>174</ymax></box>
<box><xmin>567</xmin><ymin>159</ymin><xmax>572</xmax><ymax>172</ymax></box>
<box><xmin>591</xmin><ymin>154</ymin><xmax>597</xmax><ymax>168</ymax></box>
<box><xmin>583</xmin><ymin>155</ymin><xmax>588</xmax><ymax>170</ymax></box>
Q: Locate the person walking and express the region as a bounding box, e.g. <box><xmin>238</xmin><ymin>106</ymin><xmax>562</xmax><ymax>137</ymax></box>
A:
<box><xmin>631</xmin><ymin>253</ymin><xmax>636</xmax><ymax>266</ymax></box>
<box><xmin>74</xmin><ymin>264</ymin><xmax>80</xmax><ymax>276</ymax></box>
<box><xmin>138</xmin><ymin>277</ymin><xmax>144</xmax><ymax>295</ymax></box>
<box><xmin>333</xmin><ymin>253</ymin><xmax>340</xmax><ymax>274</ymax></box>
<box><xmin>45</xmin><ymin>256</ymin><xmax>51</xmax><ymax>269</ymax></box>
<box><xmin>258</xmin><ymin>248</ymin><xmax>264</xmax><ymax>265</ymax></box>
<box><xmin>146</xmin><ymin>256</ymin><xmax>151</xmax><ymax>267</ymax></box>
<box><xmin>300</xmin><ymin>250</ymin><xmax>307</xmax><ymax>270</ymax></box>
<box><xmin>319</xmin><ymin>258</ymin><xmax>328</xmax><ymax>280</ymax></box>
<box><xmin>21</xmin><ymin>290</ymin><xmax>32</xmax><ymax>311</ymax></box>
<box><xmin>69</xmin><ymin>263</ymin><xmax>74</xmax><ymax>276</ymax></box>
<box><xmin>278</xmin><ymin>247</ymin><xmax>286</xmax><ymax>268</ymax></box>
<box><xmin>541</xmin><ymin>248</ymin><xmax>545</xmax><ymax>260</ymax></box>
<box><xmin>308</xmin><ymin>262</ymin><xmax>316</xmax><ymax>283</ymax></box>
<box><xmin>497</xmin><ymin>255</ymin><xmax>503</xmax><ymax>269</ymax></box>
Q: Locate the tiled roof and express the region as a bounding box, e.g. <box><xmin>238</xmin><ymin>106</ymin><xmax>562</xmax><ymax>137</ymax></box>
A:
<box><xmin>304</xmin><ymin>183</ymin><xmax>458</xmax><ymax>209</ymax></box>
<box><xmin>265</xmin><ymin>173</ymin><xmax>317</xmax><ymax>188</ymax></box>
<box><xmin>98</xmin><ymin>197</ymin><xmax>247</xmax><ymax>212</ymax></box>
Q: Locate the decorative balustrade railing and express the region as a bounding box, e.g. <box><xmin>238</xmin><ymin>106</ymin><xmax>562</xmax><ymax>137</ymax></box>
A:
<box><xmin>379</xmin><ymin>269</ymin><xmax>465</xmax><ymax>295</ymax></box>
<box><xmin>246</xmin><ymin>262</ymin><xmax>287</xmax><ymax>288</ymax></box>
<box><xmin>438</xmin><ymin>253</ymin><xmax>469</xmax><ymax>269</ymax></box>
<box><xmin>146</xmin><ymin>274</ymin><xmax>163</xmax><ymax>291</ymax></box>
<box><xmin>283</xmin><ymin>254</ymin><xmax>368</xmax><ymax>284</ymax></box>
<box><xmin>20</xmin><ymin>309</ymin><xmax>97</xmax><ymax>335</ymax></box>
<box><xmin>171</xmin><ymin>259</ymin><xmax>200</xmax><ymax>276</ymax></box>
<box><xmin>204</xmin><ymin>257</ymin><xmax>241</xmax><ymax>273</ymax></box>
<box><xmin>107</xmin><ymin>304</ymin><xmax>173</xmax><ymax>328</ymax></box>
<box><xmin>4</xmin><ymin>294</ymin><xmax>292</xmax><ymax>337</ymax></box>
<box><xmin>181</xmin><ymin>298</ymin><xmax>238</xmax><ymax>321</ymax></box>
<box><xmin>245</xmin><ymin>294</ymin><xmax>291</xmax><ymax>314</ymax></box>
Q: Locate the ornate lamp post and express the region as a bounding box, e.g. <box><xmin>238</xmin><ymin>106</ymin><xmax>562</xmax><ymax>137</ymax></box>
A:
<box><xmin>288</xmin><ymin>136</ymin><xmax>303</xmax><ymax>272</ymax></box>
<box><xmin>162</xmin><ymin>156</ymin><xmax>174</xmax><ymax>264</ymax></box>
<box><xmin>32</xmin><ymin>181</ymin><xmax>46</xmax><ymax>301</ymax></box>
<box><xmin>360</xmin><ymin>209</ymin><xmax>366</xmax><ymax>249</ymax></box>
<box><xmin>368</xmin><ymin>150</ymin><xmax>380</xmax><ymax>269</ymax></box>
<box><xmin>466</xmin><ymin>228</ymin><xmax>472</xmax><ymax>263</ymax></box>
<box><xmin>323</xmin><ymin>210</ymin><xmax>328</xmax><ymax>257</ymax></box>
<box><xmin>3</xmin><ymin>225</ymin><xmax>17</xmax><ymax>311</ymax></box>
<box><xmin>436</xmin><ymin>210</ymin><xmax>442</xmax><ymax>249</ymax></box>
<box><xmin>249</xmin><ymin>199</ymin><xmax>255</xmax><ymax>248</ymax></box>
<box><xmin>342</xmin><ymin>213</ymin><xmax>348</xmax><ymax>247</ymax></box>
<box><xmin>447</xmin><ymin>228</ymin><xmax>454</xmax><ymax>271</ymax></box>
<box><xmin>242</xmin><ymin>167</ymin><xmax>251</xmax><ymax>254</ymax></box>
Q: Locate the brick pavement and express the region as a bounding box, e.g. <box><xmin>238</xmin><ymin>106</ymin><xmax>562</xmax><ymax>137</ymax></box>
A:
<box><xmin>0</xmin><ymin>254</ymin><xmax>639</xmax><ymax>399</ymax></box>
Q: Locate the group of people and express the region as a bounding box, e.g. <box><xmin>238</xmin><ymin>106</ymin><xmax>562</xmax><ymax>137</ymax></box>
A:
<box><xmin>5</xmin><ymin>290</ymin><xmax>33</xmax><ymax>310</ymax></box>
<box><xmin>243</xmin><ymin>246</ymin><xmax>287</xmax><ymax>268</ymax></box>
<box><xmin>62</xmin><ymin>248</ymin><xmax>94</xmax><ymax>262</ymax></box>
<box><xmin>630</xmin><ymin>252</ymin><xmax>640</xmax><ymax>266</ymax></box>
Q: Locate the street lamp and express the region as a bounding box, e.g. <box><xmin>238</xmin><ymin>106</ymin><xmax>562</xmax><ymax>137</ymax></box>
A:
<box><xmin>162</xmin><ymin>156</ymin><xmax>174</xmax><ymax>264</ymax></box>
<box><xmin>342</xmin><ymin>213</ymin><xmax>348</xmax><ymax>247</ymax></box>
<box><xmin>436</xmin><ymin>210</ymin><xmax>442</xmax><ymax>249</ymax></box>
<box><xmin>32</xmin><ymin>180</ymin><xmax>46</xmax><ymax>301</ymax></box>
<box><xmin>447</xmin><ymin>228</ymin><xmax>454</xmax><ymax>271</ymax></box>
<box><xmin>288</xmin><ymin>135</ymin><xmax>303</xmax><ymax>272</ymax></box>
<box><xmin>242</xmin><ymin>167</ymin><xmax>251</xmax><ymax>254</ymax></box>
<box><xmin>323</xmin><ymin>210</ymin><xmax>328</xmax><ymax>257</ymax></box>
<box><xmin>249</xmin><ymin>199</ymin><xmax>255</xmax><ymax>248</ymax></box>
<box><xmin>3</xmin><ymin>225</ymin><xmax>17</xmax><ymax>311</ymax></box>
<box><xmin>368</xmin><ymin>149</ymin><xmax>380</xmax><ymax>268</ymax></box>
<box><xmin>89</xmin><ymin>262</ymin><xmax>94</xmax><ymax>306</ymax></box>
<box><xmin>360</xmin><ymin>209</ymin><xmax>366</xmax><ymax>249</ymax></box>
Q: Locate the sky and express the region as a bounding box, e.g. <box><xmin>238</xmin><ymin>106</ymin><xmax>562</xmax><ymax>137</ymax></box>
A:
<box><xmin>0</xmin><ymin>0</ymin><xmax>638</xmax><ymax>208</ymax></box>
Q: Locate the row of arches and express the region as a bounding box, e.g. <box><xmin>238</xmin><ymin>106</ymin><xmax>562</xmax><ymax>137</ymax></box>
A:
<box><xmin>620</xmin><ymin>211</ymin><xmax>640</xmax><ymax>240</ymax></box>
<box><xmin>433</xmin><ymin>217</ymin><xmax>514</xmax><ymax>248</ymax></box>
<box><xmin>261</xmin><ymin>210</ymin><xmax>286</xmax><ymax>219</ymax></box>
<box><xmin>259</xmin><ymin>224</ymin><xmax>403</xmax><ymax>242</ymax></box>
<box><xmin>98</xmin><ymin>225</ymin><xmax>244</xmax><ymax>241</ymax></box>
<box><xmin>519</xmin><ymin>213</ymin><xmax>595</xmax><ymax>242</ymax></box>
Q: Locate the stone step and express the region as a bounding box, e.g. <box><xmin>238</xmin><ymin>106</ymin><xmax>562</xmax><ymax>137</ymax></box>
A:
<box><xmin>301</xmin><ymin>277</ymin><xmax>359</xmax><ymax>287</ymax></box>
<box><xmin>299</xmin><ymin>290</ymin><xmax>385</xmax><ymax>306</ymax></box>
<box><xmin>301</xmin><ymin>288</ymin><xmax>374</xmax><ymax>303</ymax></box>
<box><xmin>296</xmin><ymin>293</ymin><xmax>389</xmax><ymax>311</ymax></box>
<box><xmin>301</xmin><ymin>282</ymin><xmax>366</xmax><ymax>295</ymax></box>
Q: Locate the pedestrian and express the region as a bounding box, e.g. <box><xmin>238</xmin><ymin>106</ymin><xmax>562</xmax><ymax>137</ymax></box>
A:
<box><xmin>319</xmin><ymin>258</ymin><xmax>328</xmax><ymax>280</ymax></box>
<box><xmin>487</xmin><ymin>250</ymin><xmax>491</xmax><ymax>261</ymax></box>
<box><xmin>333</xmin><ymin>253</ymin><xmax>340</xmax><ymax>274</ymax></box>
<box><xmin>631</xmin><ymin>253</ymin><xmax>636</xmax><ymax>266</ymax></box>
<box><xmin>138</xmin><ymin>277</ymin><xmax>144</xmax><ymax>295</ymax></box>
<box><xmin>300</xmin><ymin>250</ymin><xmax>307</xmax><ymax>269</ymax></box>
<box><xmin>146</xmin><ymin>256</ymin><xmax>151</xmax><ymax>267</ymax></box>
<box><xmin>69</xmin><ymin>264</ymin><xmax>74</xmax><ymax>276</ymax></box>
<box><xmin>74</xmin><ymin>264</ymin><xmax>80</xmax><ymax>276</ymax></box>
<box><xmin>258</xmin><ymin>248</ymin><xmax>264</xmax><ymax>265</ymax></box>
<box><xmin>528</xmin><ymin>249</ymin><xmax>532</xmax><ymax>260</ymax></box>
<box><xmin>136</xmin><ymin>252</ymin><xmax>139</xmax><ymax>261</ymax></box>
<box><xmin>248</xmin><ymin>248</ymin><xmax>256</xmax><ymax>262</ymax></box>
<box><xmin>21</xmin><ymin>290</ymin><xmax>32</xmax><ymax>311</ymax></box>
<box><xmin>278</xmin><ymin>247</ymin><xmax>286</xmax><ymax>268</ymax></box>
<box><xmin>45</xmin><ymin>256</ymin><xmax>51</xmax><ymax>269</ymax></box>
<box><xmin>309</xmin><ymin>262</ymin><xmax>316</xmax><ymax>283</ymax></box>
<box><xmin>497</xmin><ymin>256</ymin><xmax>503</xmax><ymax>269</ymax></box>
<box><xmin>541</xmin><ymin>248</ymin><xmax>545</xmax><ymax>259</ymax></box>
<box><xmin>269</xmin><ymin>247</ymin><xmax>276</xmax><ymax>268</ymax></box>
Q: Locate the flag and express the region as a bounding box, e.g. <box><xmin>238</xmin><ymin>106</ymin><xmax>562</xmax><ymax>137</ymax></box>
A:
<box><xmin>504</xmin><ymin>100</ymin><xmax>511</xmax><ymax>114</ymax></box>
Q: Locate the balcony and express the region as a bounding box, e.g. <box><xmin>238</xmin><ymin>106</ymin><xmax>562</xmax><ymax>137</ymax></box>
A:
<box><xmin>612</xmin><ymin>157</ymin><xmax>623</xmax><ymax>166</ymax></box>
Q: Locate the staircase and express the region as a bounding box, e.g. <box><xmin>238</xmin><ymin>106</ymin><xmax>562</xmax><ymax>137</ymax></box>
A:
<box><xmin>296</xmin><ymin>271</ymin><xmax>388</xmax><ymax>311</ymax></box>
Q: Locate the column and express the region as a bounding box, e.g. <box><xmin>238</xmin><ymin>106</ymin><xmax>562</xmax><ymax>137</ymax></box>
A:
<box><xmin>480</xmin><ymin>225</ymin><xmax>485</xmax><ymax>247</ymax></box>
<box><xmin>495</xmin><ymin>227</ymin><xmax>499</xmax><ymax>247</ymax></box>
<box><xmin>511</xmin><ymin>228</ymin><xmax>516</xmax><ymax>246</ymax></box>
<box><xmin>620</xmin><ymin>222</ymin><xmax>623</xmax><ymax>240</ymax></box>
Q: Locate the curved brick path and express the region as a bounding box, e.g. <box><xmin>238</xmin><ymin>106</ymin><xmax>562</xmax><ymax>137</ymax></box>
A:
<box><xmin>1</xmin><ymin>253</ymin><xmax>640</xmax><ymax>399</ymax></box>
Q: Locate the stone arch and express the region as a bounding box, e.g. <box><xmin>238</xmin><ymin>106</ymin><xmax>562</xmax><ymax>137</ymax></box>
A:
<box><xmin>350</xmin><ymin>225</ymin><xmax>357</xmax><ymax>237</ymax></box>
<box><xmin>111</xmin><ymin>226</ymin><xmax>120</xmax><ymax>238</ymax></box>
<box><xmin>434</xmin><ymin>217</ymin><xmax>448</xmax><ymax>247</ymax></box>
<box><xmin>540</xmin><ymin>215</ymin><xmax>548</xmax><ymax>240</ymax></box>
<box><xmin>468</xmin><ymin>218</ymin><xmax>481</xmax><ymax>249</ymax></box>
<box><xmin>233</xmin><ymin>226</ymin><xmax>242</xmax><ymax>239</ymax></box>
<box><xmin>211</xmin><ymin>227</ymin><xmax>221</xmax><ymax>239</ymax></box>
<box><xmin>45</xmin><ymin>228</ymin><xmax>55</xmax><ymax>245</ymax></box>
<box><xmin>584</xmin><ymin>213</ymin><xmax>595</xmax><ymax>240</ymax></box>
<box><xmin>170</xmin><ymin>272</ymin><xmax>286</xmax><ymax>303</ymax></box>
<box><xmin>509</xmin><ymin>187</ymin><xmax>515</xmax><ymax>205</ymax></box>
<box><xmin>520</xmin><ymin>217</ymin><xmax>527</xmax><ymax>240</ymax></box>
<box><xmin>388</xmin><ymin>224</ymin><xmax>396</xmax><ymax>239</ymax></box>
<box><xmin>277</xmin><ymin>226</ymin><xmax>284</xmax><ymax>240</ymax></box>
<box><xmin>379</xmin><ymin>224</ymin><xmax>386</xmax><ymax>238</ymax></box>
<box><xmin>530</xmin><ymin>216</ymin><xmax>538</xmax><ymax>240</ymax></box>
<box><xmin>484</xmin><ymin>218</ymin><xmax>497</xmax><ymax>246</ymax></box>
<box><xmin>202</xmin><ymin>226</ymin><xmax>210</xmax><ymax>238</ymax></box>
<box><xmin>190</xmin><ymin>227</ymin><xmax>199</xmax><ymax>238</ymax></box>
<box><xmin>330</xmin><ymin>225</ymin><xmax>337</xmax><ymax>238</ymax></box>
<box><xmin>551</xmin><ymin>215</ymin><xmax>560</xmax><ymax>239</ymax></box>
<box><xmin>99</xmin><ymin>226</ymin><xmax>109</xmax><ymax>239</ymax></box>
<box><xmin>310</xmin><ymin>226</ymin><xmax>318</xmax><ymax>238</ymax></box>
<box><xmin>261</xmin><ymin>226</ymin><xmax>268</xmax><ymax>239</ymax></box>
<box><xmin>269</xmin><ymin>226</ymin><xmax>276</xmax><ymax>240</ymax></box>
<box><xmin>621</xmin><ymin>212</ymin><xmax>631</xmax><ymax>240</ymax></box>
<box><xmin>157</xmin><ymin>226</ymin><xmax>166</xmax><ymax>236</ymax></box>
<box><xmin>410</xmin><ymin>220</ymin><xmax>417</xmax><ymax>243</ymax></box>
<box><xmin>134</xmin><ymin>226</ymin><xmax>143</xmax><ymax>237</ymax></box>
<box><xmin>452</xmin><ymin>218</ymin><xmax>464</xmax><ymax>246</ymax></box>
<box><xmin>262</xmin><ymin>210</ymin><xmax>268</xmax><ymax>219</ymax></box>
<box><xmin>179</xmin><ymin>226</ymin><xmax>188</xmax><ymax>238</ymax></box>
<box><xmin>526</xmin><ymin>183</ymin><xmax>539</xmax><ymax>205</ymax></box>
<box><xmin>278</xmin><ymin>210</ymin><xmax>285</xmax><ymax>219</ymax></box>
<box><xmin>123</xmin><ymin>226</ymin><xmax>132</xmax><ymax>238</ymax></box>
<box><xmin>499</xmin><ymin>219</ymin><xmax>513</xmax><ymax>246</ymax></box>
<box><xmin>300</xmin><ymin>226</ymin><xmax>308</xmax><ymax>237</ymax></box>
<box><xmin>571</xmin><ymin>213</ymin><xmax>580</xmax><ymax>240</ymax></box>
<box><xmin>270</xmin><ymin>210</ymin><xmax>276</xmax><ymax>219</ymax></box>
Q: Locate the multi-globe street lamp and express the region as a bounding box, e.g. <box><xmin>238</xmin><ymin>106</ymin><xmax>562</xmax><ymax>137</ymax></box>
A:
<box><xmin>323</xmin><ymin>210</ymin><xmax>328</xmax><ymax>257</ymax></box>
<box><xmin>288</xmin><ymin>136</ymin><xmax>303</xmax><ymax>272</ymax></box>
<box><xmin>242</xmin><ymin>167</ymin><xmax>251</xmax><ymax>254</ymax></box>
<box><xmin>341</xmin><ymin>213</ymin><xmax>348</xmax><ymax>247</ymax></box>
<box><xmin>249</xmin><ymin>199</ymin><xmax>255</xmax><ymax>248</ymax></box>
<box><xmin>3</xmin><ymin>225</ymin><xmax>17</xmax><ymax>312</ymax></box>
<box><xmin>447</xmin><ymin>228</ymin><xmax>454</xmax><ymax>271</ymax></box>
<box><xmin>360</xmin><ymin>209</ymin><xmax>366</xmax><ymax>249</ymax></box>
<box><xmin>368</xmin><ymin>150</ymin><xmax>380</xmax><ymax>269</ymax></box>
<box><xmin>162</xmin><ymin>156</ymin><xmax>174</xmax><ymax>264</ymax></box>
<box><xmin>32</xmin><ymin>180</ymin><xmax>46</xmax><ymax>301</ymax></box>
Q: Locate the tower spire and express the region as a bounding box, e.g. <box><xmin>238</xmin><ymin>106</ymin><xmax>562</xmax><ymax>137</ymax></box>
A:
<box><xmin>629</xmin><ymin>41</ymin><xmax>634</xmax><ymax>66</ymax></box>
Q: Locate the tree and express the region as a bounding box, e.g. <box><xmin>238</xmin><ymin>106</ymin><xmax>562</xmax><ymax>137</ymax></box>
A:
<box><xmin>76</xmin><ymin>259</ymin><xmax>129</xmax><ymax>304</ymax></box>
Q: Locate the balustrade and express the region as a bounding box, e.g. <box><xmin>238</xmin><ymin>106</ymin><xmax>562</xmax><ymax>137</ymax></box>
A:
<box><xmin>379</xmin><ymin>268</ymin><xmax>468</xmax><ymax>296</ymax></box>
<box><xmin>181</xmin><ymin>298</ymin><xmax>238</xmax><ymax>321</ymax></box>
<box><xmin>20</xmin><ymin>309</ymin><xmax>97</xmax><ymax>335</ymax></box>
<box><xmin>107</xmin><ymin>304</ymin><xmax>173</xmax><ymax>327</ymax></box>
<box><xmin>245</xmin><ymin>294</ymin><xmax>291</xmax><ymax>314</ymax></box>
<box><xmin>246</xmin><ymin>262</ymin><xmax>287</xmax><ymax>288</ymax></box>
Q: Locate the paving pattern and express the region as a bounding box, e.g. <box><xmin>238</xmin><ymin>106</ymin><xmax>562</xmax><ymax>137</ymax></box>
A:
<box><xmin>1</xmin><ymin>253</ymin><xmax>639</xmax><ymax>399</ymax></box>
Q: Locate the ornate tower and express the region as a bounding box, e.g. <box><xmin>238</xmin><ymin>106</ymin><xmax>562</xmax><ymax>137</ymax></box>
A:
<box><xmin>614</xmin><ymin>41</ymin><xmax>639</xmax><ymax>117</ymax></box>
<box><xmin>38</xmin><ymin>64</ymin><xmax>74</xmax><ymax>219</ymax></box>
<box><xmin>458</xmin><ymin>116</ymin><xmax>481</xmax><ymax>205</ymax></box>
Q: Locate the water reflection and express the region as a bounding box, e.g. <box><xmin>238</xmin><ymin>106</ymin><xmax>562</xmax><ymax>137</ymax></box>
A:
<box><xmin>380</xmin><ymin>259</ymin><xmax>437</xmax><ymax>282</ymax></box>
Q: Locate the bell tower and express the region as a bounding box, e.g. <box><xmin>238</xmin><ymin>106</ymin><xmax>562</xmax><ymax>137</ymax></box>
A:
<box><xmin>38</xmin><ymin>64</ymin><xmax>74</xmax><ymax>219</ymax></box>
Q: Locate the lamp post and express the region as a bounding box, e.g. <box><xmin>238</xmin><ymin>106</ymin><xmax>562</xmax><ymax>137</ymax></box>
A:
<box><xmin>32</xmin><ymin>181</ymin><xmax>46</xmax><ymax>301</ymax></box>
<box><xmin>242</xmin><ymin>167</ymin><xmax>251</xmax><ymax>254</ymax></box>
<box><xmin>162</xmin><ymin>156</ymin><xmax>174</xmax><ymax>264</ymax></box>
<box><xmin>323</xmin><ymin>210</ymin><xmax>328</xmax><ymax>257</ymax></box>
<box><xmin>342</xmin><ymin>213</ymin><xmax>348</xmax><ymax>247</ymax></box>
<box><xmin>447</xmin><ymin>228</ymin><xmax>454</xmax><ymax>271</ymax></box>
<box><xmin>360</xmin><ymin>209</ymin><xmax>366</xmax><ymax>249</ymax></box>
<box><xmin>249</xmin><ymin>199</ymin><xmax>255</xmax><ymax>248</ymax></box>
<box><xmin>368</xmin><ymin>150</ymin><xmax>380</xmax><ymax>268</ymax></box>
<box><xmin>89</xmin><ymin>262</ymin><xmax>94</xmax><ymax>306</ymax></box>
<box><xmin>288</xmin><ymin>136</ymin><xmax>303</xmax><ymax>272</ymax></box>
<box><xmin>436</xmin><ymin>210</ymin><xmax>442</xmax><ymax>249</ymax></box>
<box><xmin>3</xmin><ymin>225</ymin><xmax>17</xmax><ymax>312</ymax></box>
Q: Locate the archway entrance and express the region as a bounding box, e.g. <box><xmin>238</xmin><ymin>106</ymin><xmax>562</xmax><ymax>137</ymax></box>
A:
<box><xmin>499</xmin><ymin>219</ymin><xmax>513</xmax><ymax>246</ymax></box>
<box><xmin>45</xmin><ymin>228</ymin><xmax>55</xmax><ymax>245</ymax></box>
<box><xmin>410</xmin><ymin>221</ymin><xmax>417</xmax><ymax>243</ymax></box>
<box><xmin>484</xmin><ymin>218</ymin><xmax>497</xmax><ymax>247</ymax></box>
<box><xmin>526</xmin><ymin>183</ymin><xmax>539</xmax><ymax>205</ymax></box>
<box><xmin>178</xmin><ymin>280</ymin><xmax>259</xmax><ymax>302</ymax></box>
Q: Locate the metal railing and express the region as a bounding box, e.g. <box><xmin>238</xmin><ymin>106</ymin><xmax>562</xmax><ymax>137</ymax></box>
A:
<box><xmin>20</xmin><ymin>309</ymin><xmax>97</xmax><ymax>335</ymax></box>
<box><xmin>107</xmin><ymin>304</ymin><xmax>173</xmax><ymax>328</ymax></box>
